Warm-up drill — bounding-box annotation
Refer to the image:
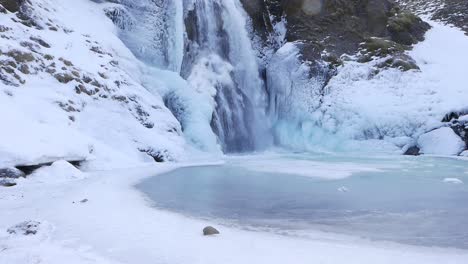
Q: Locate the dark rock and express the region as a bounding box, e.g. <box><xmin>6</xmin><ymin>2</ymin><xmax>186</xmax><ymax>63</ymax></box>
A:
<box><xmin>80</xmin><ymin>198</ymin><xmax>88</xmax><ymax>203</ymax></box>
<box><xmin>138</xmin><ymin>148</ymin><xmax>173</xmax><ymax>162</ymax></box>
<box><xmin>387</xmin><ymin>11</ymin><xmax>431</xmax><ymax>45</ymax></box>
<box><xmin>376</xmin><ymin>54</ymin><xmax>420</xmax><ymax>71</ymax></box>
<box><xmin>5</xmin><ymin>50</ymin><xmax>35</xmax><ymax>63</ymax></box>
<box><xmin>7</xmin><ymin>221</ymin><xmax>40</xmax><ymax>235</ymax></box>
<box><xmin>18</xmin><ymin>64</ymin><xmax>30</xmax><ymax>74</ymax></box>
<box><xmin>450</xmin><ymin>121</ymin><xmax>468</xmax><ymax>148</ymax></box>
<box><xmin>0</xmin><ymin>0</ymin><xmax>24</xmax><ymax>13</ymax></box>
<box><xmin>54</xmin><ymin>73</ymin><xmax>75</xmax><ymax>83</ymax></box>
<box><xmin>16</xmin><ymin>164</ymin><xmax>45</xmax><ymax>175</ymax></box>
<box><xmin>30</xmin><ymin>36</ymin><xmax>51</xmax><ymax>48</ymax></box>
<box><xmin>203</xmin><ymin>226</ymin><xmax>220</xmax><ymax>236</ymax></box>
<box><xmin>442</xmin><ymin>111</ymin><xmax>468</xmax><ymax>122</ymax></box>
<box><xmin>404</xmin><ymin>146</ymin><xmax>420</xmax><ymax>156</ymax></box>
<box><xmin>359</xmin><ymin>38</ymin><xmax>406</xmax><ymax>61</ymax></box>
<box><xmin>59</xmin><ymin>57</ymin><xmax>73</xmax><ymax>66</ymax></box>
<box><xmin>0</xmin><ymin>167</ymin><xmax>25</xmax><ymax>178</ymax></box>
<box><xmin>1</xmin><ymin>179</ymin><xmax>17</xmax><ymax>187</ymax></box>
<box><xmin>431</xmin><ymin>0</ymin><xmax>468</xmax><ymax>35</ymax></box>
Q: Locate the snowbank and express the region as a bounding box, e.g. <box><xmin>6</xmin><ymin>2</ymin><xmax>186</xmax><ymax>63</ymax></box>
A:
<box><xmin>417</xmin><ymin>127</ymin><xmax>466</xmax><ymax>155</ymax></box>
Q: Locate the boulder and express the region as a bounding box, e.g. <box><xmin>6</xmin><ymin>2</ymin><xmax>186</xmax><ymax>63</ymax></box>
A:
<box><xmin>0</xmin><ymin>167</ymin><xmax>25</xmax><ymax>178</ymax></box>
<box><xmin>417</xmin><ymin>127</ymin><xmax>466</xmax><ymax>156</ymax></box>
<box><xmin>388</xmin><ymin>11</ymin><xmax>431</xmax><ymax>45</ymax></box>
<box><xmin>404</xmin><ymin>146</ymin><xmax>420</xmax><ymax>156</ymax></box>
<box><xmin>203</xmin><ymin>226</ymin><xmax>220</xmax><ymax>236</ymax></box>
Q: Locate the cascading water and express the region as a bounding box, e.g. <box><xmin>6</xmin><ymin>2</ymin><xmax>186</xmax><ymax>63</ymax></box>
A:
<box><xmin>181</xmin><ymin>0</ymin><xmax>272</xmax><ymax>152</ymax></box>
<box><xmin>111</xmin><ymin>0</ymin><xmax>273</xmax><ymax>152</ymax></box>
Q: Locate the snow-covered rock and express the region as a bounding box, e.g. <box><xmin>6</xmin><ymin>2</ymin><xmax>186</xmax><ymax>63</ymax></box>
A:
<box><xmin>0</xmin><ymin>0</ymin><xmax>187</xmax><ymax>168</ymax></box>
<box><xmin>30</xmin><ymin>160</ymin><xmax>84</xmax><ymax>183</ymax></box>
<box><xmin>417</xmin><ymin>127</ymin><xmax>466</xmax><ymax>155</ymax></box>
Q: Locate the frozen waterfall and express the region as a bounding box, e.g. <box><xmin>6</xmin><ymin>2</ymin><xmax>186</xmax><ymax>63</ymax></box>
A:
<box><xmin>182</xmin><ymin>0</ymin><xmax>272</xmax><ymax>152</ymax></box>
<box><xmin>114</xmin><ymin>0</ymin><xmax>272</xmax><ymax>152</ymax></box>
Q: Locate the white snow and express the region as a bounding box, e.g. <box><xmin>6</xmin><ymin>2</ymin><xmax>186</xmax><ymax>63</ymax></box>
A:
<box><xmin>443</xmin><ymin>178</ymin><xmax>464</xmax><ymax>184</ymax></box>
<box><xmin>1</xmin><ymin>160</ymin><xmax>468</xmax><ymax>264</ymax></box>
<box><xmin>417</xmin><ymin>127</ymin><xmax>466</xmax><ymax>155</ymax></box>
<box><xmin>267</xmin><ymin>20</ymin><xmax>468</xmax><ymax>153</ymax></box>
<box><xmin>0</xmin><ymin>0</ymin><xmax>189</xmax><ymax>168</ymax></box>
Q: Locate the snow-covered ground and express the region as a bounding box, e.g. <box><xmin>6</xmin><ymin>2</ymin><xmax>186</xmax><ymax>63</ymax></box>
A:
<box><xmin>1</xmin><ymin>157</ymin><xmax>468</xmax><ymax>264</ymax></box>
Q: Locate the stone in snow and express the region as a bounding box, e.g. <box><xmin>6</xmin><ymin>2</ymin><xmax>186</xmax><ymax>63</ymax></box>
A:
<box><xmin>0</xmin><ymin>167</ymin><xmax>25</xmax><ymax>178</ymax></box>
<box><xmin>203</xmin><ymin>226</ymin><xmax>220</xmax><ymax>236</ymax></box>
<box><xmin>7</xmin><ymin>221</ymin><xmax>41</xmax><ymax>236</ymax></box>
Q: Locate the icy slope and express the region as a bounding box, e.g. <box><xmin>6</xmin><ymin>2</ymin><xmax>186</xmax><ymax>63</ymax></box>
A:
<box><xmin>269</xmin><ymin>20</ymin><xmax>468</xmax><ymax>154</ymax></box>
<box><xmin>0</xmin><ymin>0</ymin><xmax>186</xmax><ymax>168</ymax></box>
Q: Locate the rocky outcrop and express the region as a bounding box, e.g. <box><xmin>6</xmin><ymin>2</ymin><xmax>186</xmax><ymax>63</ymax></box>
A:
<box><xmin>242</xmin><ymin>0</ymin><xmax>429</xmax><ymax>63</ymax></box>
<box><xmin>398</xmin><ymin>0</ymin><xmax>468</xmax><ymax>35</ymax></box>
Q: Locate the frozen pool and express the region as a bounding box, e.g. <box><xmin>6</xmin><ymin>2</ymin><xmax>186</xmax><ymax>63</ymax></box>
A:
<box><xmin>138</xmin><ymin>154</ymin><xmax>468</xmax><ymax>249</ymax></box>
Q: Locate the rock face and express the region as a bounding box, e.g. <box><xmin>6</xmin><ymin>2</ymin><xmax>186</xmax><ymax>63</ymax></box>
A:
<box><xmin>399</xmin><ymin>0</ymin><xmax>468</xmax><ymax>35</ymax></box>
<box><xmin>242</xmin><ymin>0</ymin><xmax>429</xmax><ymax>63</ymax></box>
<box><xmin>203</xmin><ymin>226</ymin><xmax>220</xmax><ymax>236</ymax></box>
<box><xmin>0</xmin><ymin>0</ymin><xmax>25</xmax><ymax>13</ymax></box>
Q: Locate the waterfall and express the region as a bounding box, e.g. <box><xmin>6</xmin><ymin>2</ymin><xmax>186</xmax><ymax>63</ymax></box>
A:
<box><xmin>112</xmin><ymin>0</ymin><xmax>272</xmax><ymax>152</ymax></box>
<box><xmin>181</xmin><ymin>0</ymin><xmax>272</xmax><ymax>152</ymax></box>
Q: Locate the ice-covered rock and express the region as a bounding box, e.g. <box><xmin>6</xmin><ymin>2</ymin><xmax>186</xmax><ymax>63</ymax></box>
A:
<box><xmin>30</xmin><ymin>160</ymin><xmax>84</xmax><ymax>183</ymax></box>
<box><xmin>417</xmin><ymin>127</ymin><xmax>466</xmax><ymax>155</ymax></box>
<box><xmin>0</xmin><ymin>167</ymin><xmax>25</xmax><ymax>178</ymax></box>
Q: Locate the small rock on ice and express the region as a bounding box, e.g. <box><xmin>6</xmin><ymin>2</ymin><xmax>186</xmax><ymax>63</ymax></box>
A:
<box><xmin>203</xmin><ymin>226</ymin><xmax>220</xmax><ymax>236</ymax></box>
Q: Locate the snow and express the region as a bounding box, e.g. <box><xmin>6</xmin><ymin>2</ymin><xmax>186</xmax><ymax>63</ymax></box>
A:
<box><xmin>0</xmin><ymin>0</ymin><xmax>188</xmax><ymax>168</ymax></box>
<box><xmin>417</xmin><ymin>127</ymin><xmax>466</xmax><ymax>155</ymax></box>
<box><xmin>267</xmin><ymin>20</ymin><xmax>468</xmax><ymax>154</ymax></box>
<box><xmin>443</xmin><ymin>178</ymin><xmax>464</xmax><ymax>184</ymax></box>
<box><xmin>1</xmin><ymin>160</ymin><xmax>468</xmax><ymax>264</ymax></box>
